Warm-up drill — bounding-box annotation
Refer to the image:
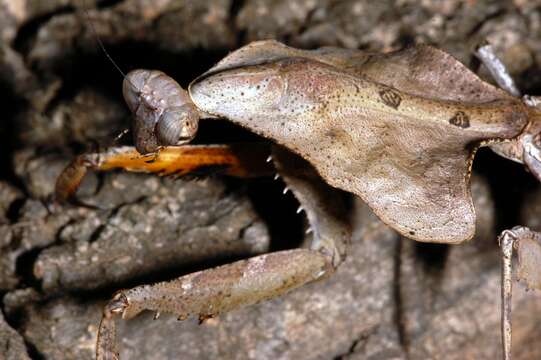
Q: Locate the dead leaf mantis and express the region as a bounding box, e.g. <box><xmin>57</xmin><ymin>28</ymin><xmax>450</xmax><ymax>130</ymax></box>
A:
<box><xmin>55</xmin><ymin>37</ymin><xmax>541</xmax><ymax>359</ymax></box>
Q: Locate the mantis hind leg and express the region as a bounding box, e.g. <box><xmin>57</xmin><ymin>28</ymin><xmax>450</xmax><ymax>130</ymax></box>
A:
<box><xmin>96</xmin><ymin>147</ymin><xmax>351</xmax><ymax>360</ymax></box>
<box><xmin>474</xmin><ymin>43</ymin><xmax>521</xmax><ymax>97</ymax></box>
<box><xmin>498</xmin><ymin>226</ymin><xmax>541</xmax><ymax>360</ymax></box>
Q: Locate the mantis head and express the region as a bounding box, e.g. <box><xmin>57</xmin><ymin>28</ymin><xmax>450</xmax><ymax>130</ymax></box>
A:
<box><xmin>123</xmin><ymin>69</ymin><xmax>200</xmax><ymax>154</ymax></box>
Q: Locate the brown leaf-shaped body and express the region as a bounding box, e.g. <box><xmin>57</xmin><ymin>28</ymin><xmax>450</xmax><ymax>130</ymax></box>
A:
<box><xmin>189</xmin><ymin>41</ymin><xmax>528</xmax><ymax>243</ymax></box>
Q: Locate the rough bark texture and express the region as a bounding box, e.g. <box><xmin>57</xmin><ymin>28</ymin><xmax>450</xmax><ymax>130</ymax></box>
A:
<box><xmin>1</xmin><ymin>0</ymin><xmax>541</xmax><ymax>359</ymax></box>
<box><xmin>0</xmin><ymin>311</ymin><xmax>31</xmax><ymax>360</ymax></box>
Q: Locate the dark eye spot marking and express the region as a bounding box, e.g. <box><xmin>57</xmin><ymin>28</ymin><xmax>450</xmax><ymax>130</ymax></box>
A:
<box><xmin>379</xmin><ymin>88</ymin><xmax>402</xmax><ymax>109</ymax></box>
<box><xmin>449</xmin><ymin>111</ymin><xmax>470</xmax><ymax>128</ymax></box>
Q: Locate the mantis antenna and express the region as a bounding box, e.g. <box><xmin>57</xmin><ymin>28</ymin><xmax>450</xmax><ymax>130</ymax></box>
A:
<box><xmin>80</xmin><ymin>0</ymin><xmax>142</xmax><ymax>96</ymax></box>
<box><xmin>80</xmin><ymin>0</ymin><xmax>135</xmax><ymax>141</ymax></box>
<box><xmin>81</xmin><ymin>1</ymin><xmax>128</xmax><ymax>79</ymax></box>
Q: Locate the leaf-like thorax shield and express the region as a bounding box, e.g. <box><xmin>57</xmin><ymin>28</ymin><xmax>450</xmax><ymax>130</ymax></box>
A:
<box><xmin>189</xmin><ymin>41</ymin><xmax>528</xmax><ymax>244</ymax></box>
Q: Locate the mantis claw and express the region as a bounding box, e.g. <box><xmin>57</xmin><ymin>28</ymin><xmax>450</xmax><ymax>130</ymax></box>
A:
<box><xmin>105</xmin><ymin>292</ymin><xmax>129</xmax><ymax>318</ymax></box>
<box><xmin>55</xmin><ymin>153</ymin><xmax>99</xmax><ymax>204</ymax></box>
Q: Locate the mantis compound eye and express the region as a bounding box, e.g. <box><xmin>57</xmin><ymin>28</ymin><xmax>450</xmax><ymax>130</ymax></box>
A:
<box><xmin>523</xmin><ymin>133</ymin><xmax>541</xmax><ymax>182</ymax></box>
<box><xmin>156</xmin><ymin>105</ymin><xmax>199</xmax><ymax>146</ymax></box>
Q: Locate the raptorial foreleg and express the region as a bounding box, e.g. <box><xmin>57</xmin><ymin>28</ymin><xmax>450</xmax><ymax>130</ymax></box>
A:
<box><xmin>95</xmin><ymin>147</ymin><xmax>351</xmax><ymax>360</ymax></box>
<box><xmin>55</xmin><ymin>144</ymin><xmax>273</xmax><ymax>202</ymax></box>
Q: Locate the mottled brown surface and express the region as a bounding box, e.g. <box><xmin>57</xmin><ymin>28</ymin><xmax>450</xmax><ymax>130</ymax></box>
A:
<box><xmin>189</xmin><ymin>40</ymin><xmax>528</xmax><ymax>244</ymax></box>
<box><xmin>0</xmin><ymin>311</ymin><xmax>30</xmax><ymax>360</ymax></box>
<box><xmin>1</xmin><ymin>0</ymin><xmax>541</xmax><ymax>359</ymax></box>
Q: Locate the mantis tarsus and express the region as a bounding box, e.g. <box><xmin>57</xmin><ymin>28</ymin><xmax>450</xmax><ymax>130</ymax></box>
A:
<box><xmin>55</xmin><ymin>37</ymin><xmax>541</xmax><ymax>360</ymax></box>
